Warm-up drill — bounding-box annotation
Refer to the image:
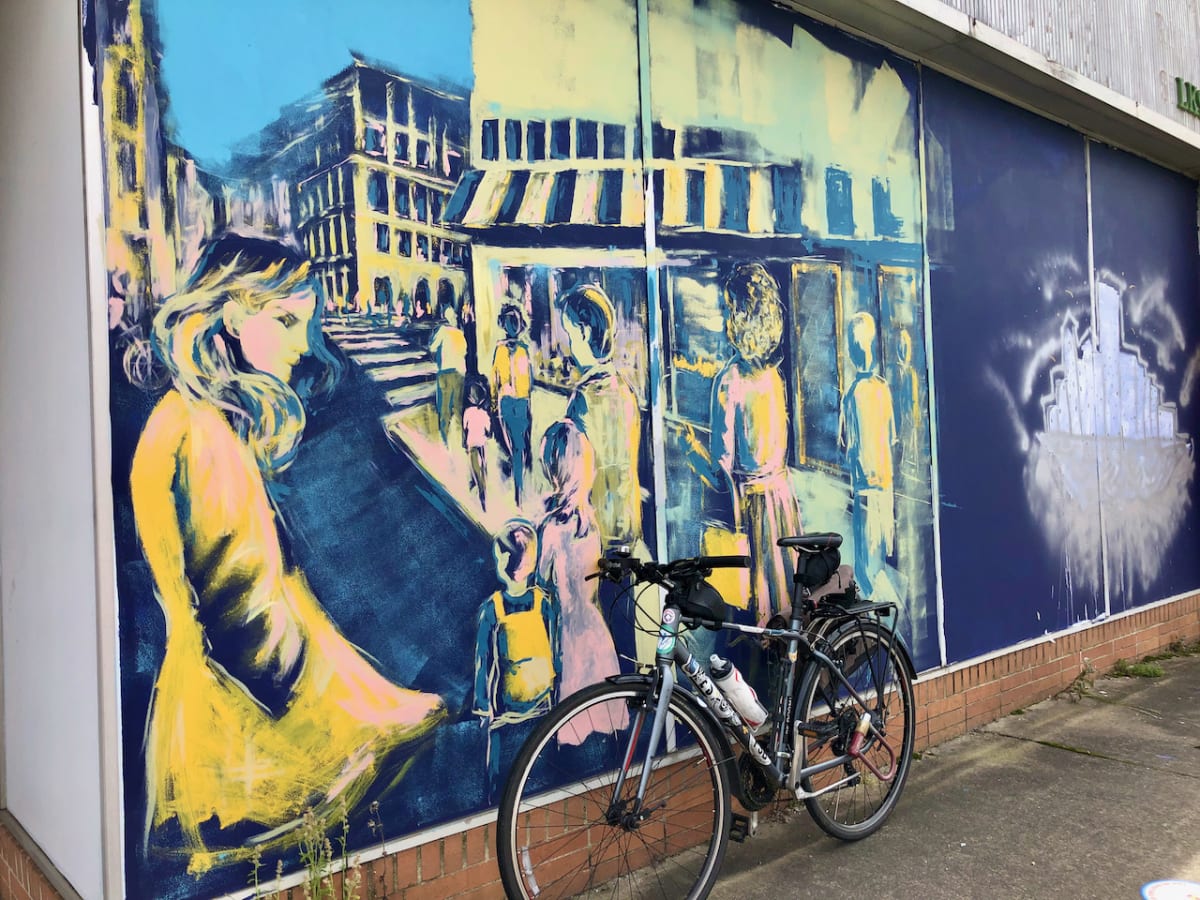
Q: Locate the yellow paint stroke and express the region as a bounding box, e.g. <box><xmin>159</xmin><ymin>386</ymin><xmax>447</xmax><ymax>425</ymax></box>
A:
<box><xmin>131</xmin><ymin>392</ymin><xmax>445</xmax><ymax>870</ymax></box>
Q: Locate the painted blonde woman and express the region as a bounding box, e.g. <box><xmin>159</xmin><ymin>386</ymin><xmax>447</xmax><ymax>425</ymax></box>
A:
<box><xmin>130</xmin><ymin>235</ymin><xmax>445</xmax><ymax>871</ymax></box>
<box><xmin>689</xmin><ymin>263</ymin><xmax>803</xmax><ymax>625</ymax></box>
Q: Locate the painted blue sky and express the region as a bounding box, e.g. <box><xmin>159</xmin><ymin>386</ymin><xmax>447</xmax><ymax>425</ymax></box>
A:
<box><xmin>151</xmin><ymin>0</ymin><xmax>474</xmax><ymax>167</ymax></box>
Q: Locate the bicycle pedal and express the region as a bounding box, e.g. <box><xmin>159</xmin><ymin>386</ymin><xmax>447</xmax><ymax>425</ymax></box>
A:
<box><xmin>729</xmin><ymin>812</ymin><xmax>755</xmax><ymax>843</ymax></box>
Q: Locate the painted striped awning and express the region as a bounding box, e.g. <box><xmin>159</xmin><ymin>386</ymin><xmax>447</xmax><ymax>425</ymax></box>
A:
<box><xmin>443</xmin><ymin>167</ymin><xmax>646</xmax><ymax>229</ymax></box>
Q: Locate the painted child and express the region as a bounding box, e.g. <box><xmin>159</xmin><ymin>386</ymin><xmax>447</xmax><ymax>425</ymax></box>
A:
<box><xmin>473</xmin><ymin>519</ymin><xmax>560</xmax><ymax>801</ymax></box>
<box><xmin>462</xmin><ymin>376</ymin><xmax>492</xmax><ymax>511</ymax></box>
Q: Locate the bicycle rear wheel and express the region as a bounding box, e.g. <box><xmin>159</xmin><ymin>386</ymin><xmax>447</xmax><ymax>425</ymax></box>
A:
<box><xmin>497</xmin><ymin>681</ymin><xmax>732</xmax><ymax>899</ymax></box>
<box><xmin>795</xmin><ymin>618</ymin><xmax>914</xmax><ymax>840</ymax></box>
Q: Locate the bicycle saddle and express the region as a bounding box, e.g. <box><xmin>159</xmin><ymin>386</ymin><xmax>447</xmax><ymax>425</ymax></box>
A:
<box><xmin>777</xmin><ymin>533</ymin><xmax>842</xmax><ymax>552</ymax></box>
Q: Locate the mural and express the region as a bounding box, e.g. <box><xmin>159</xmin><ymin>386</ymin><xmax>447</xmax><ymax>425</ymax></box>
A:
<box><xmin>648</xmin><ymin>0</ymin><xmax>939</xmax><ymax>673</ymax></box>
<box><xmin>82</xmin><ymin>0</ymin><xmax>1195</xmax><ymax>896</ymax></box>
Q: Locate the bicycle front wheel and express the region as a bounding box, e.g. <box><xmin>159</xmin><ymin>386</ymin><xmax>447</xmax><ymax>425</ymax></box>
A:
<box><xmin>795</xmin><ymin>618</ymin><xmax>915</xmax><ymax>840</ymax></box>
<box><xmin>497</xmin><ymin>681</ymin><xmax>733</xmax><ymax>899</ymax></box>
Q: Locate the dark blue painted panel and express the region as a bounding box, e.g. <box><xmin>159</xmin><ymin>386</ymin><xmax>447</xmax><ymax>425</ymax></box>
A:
<box><xmin>1088</xmin><ymin>143</ymin><xmax>1200</xmax><ymax>610</ymax></box>
<box><xmin>923</xmin><ymin>71</ymin><xmax>1096</xmax><ymax>664</ymax></box>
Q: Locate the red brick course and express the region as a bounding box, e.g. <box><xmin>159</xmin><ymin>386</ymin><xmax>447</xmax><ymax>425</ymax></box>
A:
<box><xmin>4</xmin><ymin>591</ymin><xmax>1196</xmax><ymax>899</ymax></box>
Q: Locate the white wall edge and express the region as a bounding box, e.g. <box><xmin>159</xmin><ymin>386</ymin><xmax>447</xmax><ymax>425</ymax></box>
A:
<box><xmin>76</xmin><ymin>4</ymin><xmax>128</xmax><ymax>895</ymax></box>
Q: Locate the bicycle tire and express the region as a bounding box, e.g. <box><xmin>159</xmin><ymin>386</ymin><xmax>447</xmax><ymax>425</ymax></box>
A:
<box><xmin>497</xmin><ymin>681</ymin><xmax>733</xmax><ymax>899</ymax></box>
<box><xmin>795</xmin><ymin>618</ymin><xmax>915</xmax><ymax>840</ymax></box>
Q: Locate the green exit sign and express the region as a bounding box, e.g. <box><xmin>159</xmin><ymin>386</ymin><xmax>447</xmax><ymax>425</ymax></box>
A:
<box><xmin>1176</xmin><ymin>77</ymin><xmax>1200</xmax><ymax>116</ymax></box>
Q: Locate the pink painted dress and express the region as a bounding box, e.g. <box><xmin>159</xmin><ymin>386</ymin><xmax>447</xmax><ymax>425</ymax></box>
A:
<box><xmin>538</xmin><ymin>504</ymin><xmax>627</xmax><ymax>744</ymax></box>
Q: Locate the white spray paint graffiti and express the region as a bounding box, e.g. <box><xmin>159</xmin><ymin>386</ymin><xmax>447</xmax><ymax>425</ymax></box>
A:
<box><xmin>1025</xmin><ymin>277</ymin><xmax>1194</xmax><ymax>608</ymax></box>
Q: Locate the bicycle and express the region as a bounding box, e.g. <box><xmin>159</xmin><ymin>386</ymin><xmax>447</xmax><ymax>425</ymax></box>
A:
<box><xmin>496</xmin><ymin>532</ymin><xmax>916</xmax><ymax>899</ymax></box>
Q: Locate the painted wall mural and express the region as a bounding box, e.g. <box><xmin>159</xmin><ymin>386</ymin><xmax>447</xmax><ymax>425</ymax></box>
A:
<box><xmin>82</xmin><ymin>0</ymin><xmax>1195</xmax><ymax>897</ymax></box>
<box><xmin>647</xmin><ymin>0</ymin><xmax>939</xmax><ymax>675</ymax></box>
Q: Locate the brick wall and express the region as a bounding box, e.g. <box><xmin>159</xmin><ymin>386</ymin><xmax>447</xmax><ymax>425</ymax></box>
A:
<box><xmin>5</xmin><ymin>591</ymin><xmax>1198</xmax><ymax>900</ymax></box>
<box><xmin>914</xmin><ymin>592</ymin><xmax>1200</xmax><ymax>750</ymax></box>
<box><xmin>0</xmin><ymin>822</ymin><xmax>64</xmax><ymax>900</ymax></box>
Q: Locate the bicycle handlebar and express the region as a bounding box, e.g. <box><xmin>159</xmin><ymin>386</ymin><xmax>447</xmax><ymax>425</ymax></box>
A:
<box><xmin>591</xmin><ymin>552</ymin><xmax>750</xmax><ymax>588</ymax></box>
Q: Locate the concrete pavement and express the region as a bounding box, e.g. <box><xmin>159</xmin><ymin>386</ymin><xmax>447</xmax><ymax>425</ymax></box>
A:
<box><xmin>710</xmin><ymin>651</ymin><xmax>1200</xmax><ymax>900</ymax></box>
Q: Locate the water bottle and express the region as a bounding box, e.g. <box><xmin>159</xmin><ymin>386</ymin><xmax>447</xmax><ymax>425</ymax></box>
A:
<box><xmin>709</xmin><ymin>654</ymin><xmax>768</xmax><ymax>730</ymax></box>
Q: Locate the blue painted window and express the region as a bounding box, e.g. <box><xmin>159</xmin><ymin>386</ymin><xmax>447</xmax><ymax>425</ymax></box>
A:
<box><xmin>603</xmin><ymin>123</ymin><xmax>626</xmax><ymax>159</ymax></box>
<box><xmin>481</xmin><ymin>119</ymin><xmax>499</xmax><ymax>161</ymax></box>
<box><xmin>394</xmin><ymin>178</ymin><xmax>410</xmax><ymax>217</ymax></box>
<box><xmin>505</xmin><ymin>120</ymin><xmax>523</xmax><ymax>161</ymax></box>
<box><xmin>576</xmin><ymin>120</ymin><xmax>599</xmax><ymax>158</ymax></box>
<box><xmin>720</xmin><ymin>166</ymin><xmax>750</xmax><ymax>231</ymax></box>
<box><xmin>685</xmin><ymin>169</ymin><xmax>705</xmax><ymax>225</ymax></box>
<box><xmin>772</xmin><ymin>165</ymin><xmax>803</xmax><ymax>234</ymax></box>
<box><xmin>394</xmin><ymin>132</ymin><xmax>410</xmax><ymax>165</ymax></box>
<box><xmin>527</xmin><ymin>121</ymin><xmax>546</xmax><ymax>161</ymax></box>
<box><xmin>366</xmin><ymin>172</ymin><xmax>387</xmax><ymax>212</ymax></box>
<box><xmin>652</xmin><ymin>123</ymin><xmax>676</xmax><ymax>159</ymax></box>
<box><xmin>872</xmin><ymin>177</ymin><xmax>903</xmax><ymax>237</ymax></box>
<box><xmin>550</xmin><ymin>120</ymin><xmax>571</xmax><ymax>159</ymax></box>
<box><xmin>825</xmin><ymin>166</ymin><xmax>854</xmax><ymax>235</ymax></box>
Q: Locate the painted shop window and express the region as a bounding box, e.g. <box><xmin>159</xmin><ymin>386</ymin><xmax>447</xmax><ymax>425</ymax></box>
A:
<box><xmin>527</xmin><ymin>121</ymin><xmax>547</xmax><ymax>161</ymax></box>
<box><xmin>395</xmin><ymin>131</ymin><xmax>410</xmax><ymax>165</ymax></box>
<box><xmin>550</xmin><ymin>119</ymin><xmax>571</xmax><ymax>159</ymax></box>
<box><xmin>367</xmin><ymin>172</ymin><xmax>388</xmax><ymax>212</ymax></box>
<box><xmin>481</xmin><ymin>118</ymin><xmax>499</xmax><ymax>161</ymax></box>
<box><xmin>790</xmin><ymin>260</ymin><xmax>845</xmax><ymax>468</ymax></box>
<box><xmin>505</xmin><ymin>120</ymin><xmax>523</xmax><ymax>161</ymax></box>
<box><xmin>603</xmin><ymin>123</ymin><xmax>626</xmax><ymax>159</ymax></box>
<box><xmin>576</xmin><ymin>119</ymin><xmax>599</xmax><ymax>158</ymax></box>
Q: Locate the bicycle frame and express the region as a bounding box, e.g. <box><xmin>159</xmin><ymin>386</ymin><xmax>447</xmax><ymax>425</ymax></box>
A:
<box><xmin>608</xmin><ymin>602</ymin><xmax>900</xmax><ymax>823</ymax></box>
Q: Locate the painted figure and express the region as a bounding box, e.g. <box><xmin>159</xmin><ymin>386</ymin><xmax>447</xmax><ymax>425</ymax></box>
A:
<box><xmin>128</xmin><ymin>235</ymin><xmax>446</xmax><ymax>870</ymax></box>
<box><xmin>430</xmin><ymin>302</ymin><xmax>468</xmax><ymax>445</ymax></box>
<box><xmin>463</xmin><ymin>376</ymin><xmax>492</xmax><ymax>511</ymax></box>
<box><xmin>490</xmin><ymin>303</ymin><xmax>534</xmax><ymax>505</ymax></box>
<box><xmin>558</xmin><ymin>284</ymin><xmax>644</xmax><ymax>549</ymax></box>
<box><xmin>842</xmin><ymin>311</ymin><xmax>898</xmax><ymax>592</ymax></box>
<box><xmin>689</xmin><ymin>263</ymin><xmax>802</xmax><ymax>625</ymax></box>
<box><xmin>537</xmin><ymin>419</ymin><xmax>626</xmax><ymax>743</ymax></box>
<box><xmin>473</xmin><ymin>519</ymin><xmax>560</xmax><ymax>800</ymax></box>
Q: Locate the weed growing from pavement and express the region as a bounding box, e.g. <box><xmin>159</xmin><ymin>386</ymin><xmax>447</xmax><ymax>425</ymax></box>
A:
<box><xmin>1112</xmin><ymin>658</ymin><xmax>1165</xmax><ymax>678</ymax></box>
<box><xmin>1109</xmin><ymin>639</ymin><xmax>1200</xmax><ymax>678</ymax></box>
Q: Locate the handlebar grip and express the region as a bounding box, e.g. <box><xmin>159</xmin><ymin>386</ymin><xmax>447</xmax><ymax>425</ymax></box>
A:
<box><xmin>697</xmin><ymin>555</ymin><xmax>751</xmax><ymax>569</ymax></box>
